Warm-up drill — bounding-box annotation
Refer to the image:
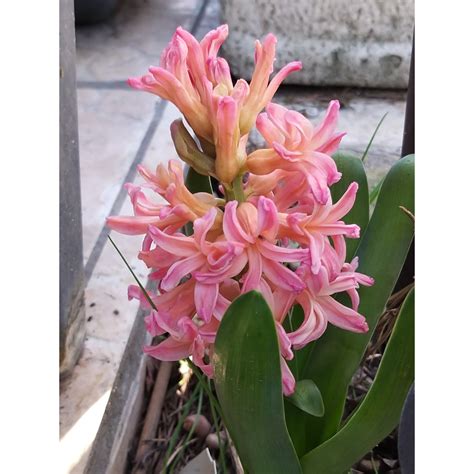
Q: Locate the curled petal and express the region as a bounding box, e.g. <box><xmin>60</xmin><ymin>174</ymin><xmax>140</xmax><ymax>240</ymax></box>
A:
<box><xmin>161</xmin><ymin>253</ymin><xmax>206</xmax><ymax>291</ymax></box>
<box><xmin>193</xmin><ymin>207</ymin><xmax>218</xmax><ymax>253</ymax></box>
<box><xmin>194</xmin><ymin>252</ymin><xmax>248</xmax><ymax>284</ymax></box>
<box><xmin>326</xmin><ymin>182</ymin><xmax>359</xmax><ymax>222</ymax></box>
<box><xmin>144</xmin><ymin>310</ymin><xmax>166</xmax><ymax>337</ymax></box>
<box><xmin>223</xmin><ymin>201</ymin><xmax>254</xmax><ymax>243</ymax></box>
<box><xmin>148</xmin><ymin>226</ymin><xmax>197</xmax><ymax>257</ymax></box>
<box><xmin>144</xmin><ymin>337</ymin><xmax>191</xmax><ymax>361</ymax></box>
<box><xmin>256</xmin><ymin>196</ymin><xmax>279</xmax><ymax>240</ymax></box>
<box><xmin>288</xmin><ymin>294</ymin><xmax>328</xmax><ymax>349</ymax></box>
<box><xmin>194</xmin><ymin>282</ymin><xmax>219</xmax><ymax>323</ymax></box>
<box><xmin>200</xmin><ymin>24</ymin><xmax>229</xmax><ymax>60</ymax></box>
<box><xmin>276</xmin><ymin>322</ymin><xmax>293</xmax><ymax>360</ymax></box>
<box><xmin>310</xmin><ymin>100</ymin><xmax>341</xmax><ymax>149</ymax></box>
<box><xmin>262</xmin><ymin>61</ymin><xmax>302</xmax><ymax>107</ymax></box>
<box><xmin>242</xmin><ymin>247</ymin><xmax>263</xmax><ymax>292</ymax></box>
<box><xmin>262</xmin><ymin>259</ymin><xmax>306</xmax><ymax>292</ymax></box>
<box><xmin>107</xmin><ymin>215</ymin><xmax>164</xmax><ymax>235</ymax></box>
<box><xmin>318</xmin><ymin>296</ymin><xmax>369</xmax><ymax>333</ymax></box>
<box><xmin>281</xmin><ymin>357</ymin><xmax>296</xmax><ymax>396</ymax></box>
<box><xmin>257</xmin><ymin>239</ymin><xmax>308</xmax><ymax>263</ymax></box>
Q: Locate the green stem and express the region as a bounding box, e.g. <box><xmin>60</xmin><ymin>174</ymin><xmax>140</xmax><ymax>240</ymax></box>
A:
<box><xmin>231</xmin><ymin>175</ymin><xmax>245</xmax><ymax>203</ymax></box>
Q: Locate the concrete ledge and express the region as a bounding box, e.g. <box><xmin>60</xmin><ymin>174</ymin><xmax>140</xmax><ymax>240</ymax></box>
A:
<box><xmin>220</xmin><ymin>0</ymin><xmax>414</xmax><ymax>88</ymax></box>
<box><xmin>60</xmin><ymin>283</ymin><xmax>86</xmax><ymax>379</ymax></box>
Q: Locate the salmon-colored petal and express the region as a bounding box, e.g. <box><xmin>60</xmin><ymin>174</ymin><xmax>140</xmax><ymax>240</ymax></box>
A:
<box><xmin>144</xmin><ymin>338</ymin><xmax>191</xmax><ymax>361</ymax></box>
<box><xmin>161</xmin><ymin>253</ymin><xmax>206</xmax><ymax>291</ymax></box>
<box><xmin>194</xmin><ymin>282</ymin><xmax>219</xmax><ymax>323</ymax></box>
<box><xmin>318</xmin><ymin>296</ymin><xmax>369</xmax><ymax>333</ymax></box>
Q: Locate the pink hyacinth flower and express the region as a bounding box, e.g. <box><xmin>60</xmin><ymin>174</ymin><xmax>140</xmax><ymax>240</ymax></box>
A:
<box><xmin>147</xmin><ymin>207</ymin><xmax>247</xmax><ymax>322</ymax></box>
<box><xmin>239</xmin><ymin>34</ymin><xmax>302</xmax><ymax>135</ymax></box>
<box><xmin>247</xmin><ymin>101</ymin><xmax>345</xmax><ymax>204</ymax></box>
<box><xmin>214</xmin><ymin>197</ymin><xmax>308</xmax><ymax>293</ymax></box>
<box><xmin>144</xmin><ymin>314</ymin><xmax>218</xmax><ymax>376</ymax></box>
<box><xmin>107</xmin><ymin>160</ymin><xmax>220</xmax><ymax>236</ymax></box>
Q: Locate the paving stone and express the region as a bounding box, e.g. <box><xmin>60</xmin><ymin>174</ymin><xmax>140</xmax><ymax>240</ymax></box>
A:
<box><xmin>77</xmin><ymin>88</ymin><xmax>159</xmax><ymax>261</ymax></box>
<box><xmin>75</xmin><ymin>0</ymin><xmax>201</xmax><ymax>82</ymax></box>
<box><xmin>60</xmin><ymin>101</ymin><xmax>181</xmax><ymax>474</ymax></box>
<box><xmin>60</xmin><ymin>337</ymin><xmax>120</xmax><ymax>473</ymax></box>
<box><xmin>139</xmin><ymin>102</ymin><xmax>182</xmax><ymax>169</ymax></box>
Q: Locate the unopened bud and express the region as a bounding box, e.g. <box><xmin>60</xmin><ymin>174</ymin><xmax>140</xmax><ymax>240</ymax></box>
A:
<box><xmin>170</xmin><ymin>120</ymin><xmax>216</xmax><ymax>177</ymax></box>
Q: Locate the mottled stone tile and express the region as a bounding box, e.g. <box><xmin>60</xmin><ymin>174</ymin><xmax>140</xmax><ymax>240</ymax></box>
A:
<box><xmin>76</xmin><ymin>0</ymin><xmax>201</xmax><ymax>82</ymax></box>
<box><xmin>77</xmin><ymin>88</ymin><xmax>159</xmax><ymax>261</ymax></box>
<box><xmin>60</xmin><ymin>337</ymin><xmax>119</xmax><ymax>473</ymax></box>
<box><xmin>193</xmin><ymin>0</ymin><xmax>221</xmax><ymax>39</ymax></box>
<box><xmin>139</xmin><ymin>102</ymin><xmax>182</xmax><ymax>169</ymax></box>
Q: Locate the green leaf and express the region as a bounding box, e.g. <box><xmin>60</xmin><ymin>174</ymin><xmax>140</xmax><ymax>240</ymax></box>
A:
<box><xmin>331</xmin><ymin>152</ymin><xmax>370</xmax><ymax>260</ymax></box>
<box><xmin>298</xmin><ymin>154</ymin><xmax>415</xmax><ymax>453</ymax></box>
<box><xmin>300</xmin><ymin>288</ymin><xmax>414</xmax><ymax>473</ymax></box>
<box><xmin>184</xmin><ymin>165</ymin><xmax>213</xmax><ymax>194</ymax></box>
<box><xmin>361</xmin><ymin>112</ymin><xmax>388</xmax><ymax>162</ymax></box>
<box><xmin>369</xmin><ymin>177</ymin><xmax>384</xmax><ymax>207</ymax></box>
<box><xmin>286</xmin><ymin>380</ymin><xmax>325</xmax><ymax>417</ymax></box>
<box><xmin>184</xmin><ymin>166</ymin><xmax>213</xmax><ymax>236</ymax></box>
<box><xmin>285</xmin><ymin>152</ymin><xmax>370</xmax><ymax>455</ymax></box>
<box><xmin>213</xmin><ymin>291</ymin><xmax>302</xmax><ymax>474</ymax></box>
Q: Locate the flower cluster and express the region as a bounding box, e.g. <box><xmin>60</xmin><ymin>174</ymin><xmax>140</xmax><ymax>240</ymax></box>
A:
<box><xmin>107</xmin><ymin>25</ymin><xmax>374</xmax><ymax>395</ymax></box>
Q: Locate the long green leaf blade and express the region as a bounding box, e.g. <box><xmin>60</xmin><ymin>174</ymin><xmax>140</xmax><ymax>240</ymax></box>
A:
<box><xmin>300</xmin><ymin>288</ymin><xmax>414</xmax><ymax>473</ymax></box>
<box><xmin>331</xmin><ymin>152</ymin><xmax>370</xmax><ymax>260</ymax></box>
<box><xmin>213</xmin><ymin>291</ymin><xmax>302</xmax><ymax>474</ymax></box>
<box><xmin>360</xmin><ymin>112</ymin><xmax>388</xmax><ymax>162</ymax></box>
<box><xmin>285</xmin><ymin>152</ymin><xmax>370</xmax><ymax>455</ymax></box>
<box><xmin>185</xmin><ymin>165</ymin><xmax>213</xmax><ymax>194</ymax></box>
<box><xmin>299</xmin><ymin>154</ymin><xmax>414</xmax><ymax>452</ymax></box>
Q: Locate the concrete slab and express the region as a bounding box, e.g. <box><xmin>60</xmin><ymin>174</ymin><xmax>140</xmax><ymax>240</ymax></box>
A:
<box><xmin>220</xmin><ymin>0</ymin><xmax>413</xmax><ymax>88</ymax></box>
<box><xmin>77</xmin><ymin>88</ymin><xmax>159</xmax><ymax>261</ymax></box>
<box><xmin>75</xmin><ymin>0</ymin><xmax>201</xmax><ymax>82</ymax></box>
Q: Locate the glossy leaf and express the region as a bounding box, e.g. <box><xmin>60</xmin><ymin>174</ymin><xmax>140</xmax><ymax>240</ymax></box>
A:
<box><xmin>331</xmin><ymin>152</ymin><xmax>370</xmax><ymax>260</ymax></box>
<box><xmin>184</xmin><ymin>165</ymin><xmax>213</xmax><ymax>194</ymax></box>
<box><xmin>300</xmin><ymin>289</ymin><xmax>414</xmax><ymax>473</ymax></box>
<box><xmin>369</xmin><ymin>177</ymin><xmax>384</xmax><ymax>207</ymax></box>
<box><xmin>184</xmin><ymin>166</ymin><xmax>213</xmax><ymax>236</ymax></box>
<box><xmin>283</xmin><ymin>304</ymin><xmax>309</xmax><ymax>380</ymax></box>
<box><xmin>297</xmin><ymin>154</ymin><xmax>414</xmax><ymax>453</ymax></box>
<box><xmin>213</xmin><ymin>291</ymin><xmax>302</xmax><ymax>474</ymax></box>
<box><xmin>286</xmin><ymin>380</ymin><xmax>324</xmax><ymax>417</ymax></box>
<box><xmin>285</xmin><ymin>152</ymin><xmax>370</xmax><ymax>455</ymax></box>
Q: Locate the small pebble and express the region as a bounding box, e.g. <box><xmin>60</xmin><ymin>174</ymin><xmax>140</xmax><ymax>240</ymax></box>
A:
<box><xmin>358</xmin><ymin>458</ymin><xmax>381</xmax><ymax>472</ymax></box>
<box><xmin>183</xmin><ymin>414</ymin><xmax>211</xmax><ymax>438</ymax></box>
<box><xmin>205</xmin><ymin>431</ymin><xmax>227</xmax><ymax>450</ymax></box>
